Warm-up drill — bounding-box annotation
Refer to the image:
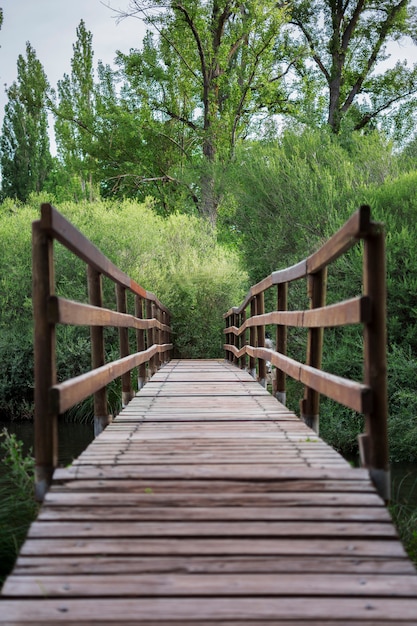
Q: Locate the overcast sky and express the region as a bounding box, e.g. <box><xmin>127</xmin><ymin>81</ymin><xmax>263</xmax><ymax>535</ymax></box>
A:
<box><xmin>0</xmin><ymin>0</ymin><xmax>147</xmax><ymax>115</ymax></box>
<box><xmin>0</xmin><ymin>0</ymin><xmax>417</xmax><ymax>142</ymax></box>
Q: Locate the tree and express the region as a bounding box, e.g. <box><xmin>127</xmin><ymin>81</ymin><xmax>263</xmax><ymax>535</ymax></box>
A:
<box><xmin>53</xmin><ymin>20</ymin><xmax>97</xmax><ymax>201</ymax></box>
<box><xmin>0</xmin><ymin>43</ymin><xmax>51</xmax><ymax>201</ymax></box>
<box><xmin>287</xmin><ymin>0</ymin><xmax>417</xmax><ymax>135</ymax></box>
<box><xmin>113</xmin><ymin>0</ymin><xmax>291</xmax><ymax>224</ymax></box>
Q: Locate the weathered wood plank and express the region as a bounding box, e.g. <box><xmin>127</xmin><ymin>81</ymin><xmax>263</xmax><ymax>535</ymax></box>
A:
<box><xmin>2</xmin><ymin>596</ymin><xmax>417</xmax><ymax>622</ymax></box>
<box><xmin>4</xmin><ymin>572</ymin><xmax>417</xmax><ymax>598</ymax></box>
<box><xmin>37</xmin><ymin>505</ymin><xmax>392</xmax><ymax>522</ymax></box>
<box><xmin>19</xmin><ymin>537</ymin><xmax>407</xmax><ymax>558</ymax></box>
<box><xmin>12</xmin><ymin>555</ymin><xmax>416</xmax><ymax>576</ymax></box>
<box><xmin>26</xmin><ymin>519</ymin><xmax>398</xmax><ymax>539</ymax></box>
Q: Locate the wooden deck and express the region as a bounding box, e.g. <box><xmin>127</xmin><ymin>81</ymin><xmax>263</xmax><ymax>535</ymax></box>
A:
<box><xmin>1</xmin><ymin>359</ymin><xmax>417</xmax><ymax>624</ymax></box>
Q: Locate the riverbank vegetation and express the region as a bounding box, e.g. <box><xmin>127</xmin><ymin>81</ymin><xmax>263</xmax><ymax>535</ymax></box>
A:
<box><xmin>0</xmin><ymin>429</ymin><xmax>38</xmax><ymax>586</ymax></box>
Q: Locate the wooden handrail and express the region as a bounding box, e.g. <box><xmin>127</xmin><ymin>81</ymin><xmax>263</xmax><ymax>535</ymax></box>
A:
<box><xmin>224</xmin><ymin>205</ymin><xmax>389</xmax><ymax>500</ymax></box>
<box><xmin>32</xmin><ymin>204</ymin><xmax>172</xmax><ymax>500</ymax></box>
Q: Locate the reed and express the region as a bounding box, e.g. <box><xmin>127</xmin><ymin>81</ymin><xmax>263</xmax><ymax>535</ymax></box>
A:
<box><xmin>389</xmin><ymin>473</ymin><xmax>417</xmax><ymax>565</ymax></box>
<box><xmin>0</xmin><ymin>428</ymin><xmax>39</xmax><ymax>586</ymax></box>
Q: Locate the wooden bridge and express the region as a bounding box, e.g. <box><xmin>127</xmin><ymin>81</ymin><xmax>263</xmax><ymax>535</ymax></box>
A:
<box><xmin>1</xmin><ymin>204</ymin><xmax>417</xmax><ymax>623</ymax></box>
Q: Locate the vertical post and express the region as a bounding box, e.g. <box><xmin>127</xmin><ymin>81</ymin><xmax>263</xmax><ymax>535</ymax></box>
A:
<box><xmin>147</xmin><ymin>299</ymin><xmax>156</xmax><ymax>377</ymax></box>
<box><xmin>155</xmin><ymin>305</ymin><xmax>161</xmax><ymax>370</ymax></box>
<box><xmin>300</xmin><ymin>267</ymin><xmax>327</xmax><ymax>433</ymax></box>
<box><xmin>240</xmin><ymin>310</ymin><xmax>247</xmax><ymax>370</ymax></box>
<box><xmin>232</xmin><ymin>312</ymin><xmax>239</xmax><ymax>365</ymax></box>
<box><xmin>274</xmin><ymin>282</ymin><xmax>288</xmax><ymax>405</ymax></box>
<box><xmin>135</xmin><ymin>295</ymin><xmax>146</xmax><ymax>390</ymax></box>
<box><xmin>116</xmin><ymin>284</ymin><xmax>133</xmax><ymax>407</ymax></box>
<box><xmin>88</xmin><ymin>266</ymin><xmax>110</xmax><ymax>436</ymax></box>
<box><xmin>32</xmin><ymin>221</ymin><xmax>57</xmax><ymax>501</ymax></box>
<box><xmin>166</xmin><ymin>312</ymin><xmax>172</xmax><ymax>361</ymax></box>
<box><xmin>257</xmin><ymin>293</ymin><xmax>266</xmax><ymax>388</ymax></box>
<box><xmin>249</xmin><ymin>299</ymin><xmax>256</xmax><ymax>378</ymax></box>
<box><xmin>225</xmin><ymin>313</ymin><xmax>232</xmax><ymax>362</ymax></box>
<box><xmin>161</xmin><ymin>310</ymin><xmax>167</xmax><ymax>365</ymax></box>
<box><xmin>361</xmin><ymin>227</ymin><xmax>390</xmax><ymax>501</ymax></box>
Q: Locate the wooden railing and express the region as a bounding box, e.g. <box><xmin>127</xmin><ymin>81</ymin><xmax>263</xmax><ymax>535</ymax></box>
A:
<box><xmin>224</xmin><ymin>205</ymin><xmax>389</xmax><ymax>500</ymax></box>
<box><xmin>32</xmin><ymin>204</ymin><xmax>172</xmax><ymax>500</ymax></box>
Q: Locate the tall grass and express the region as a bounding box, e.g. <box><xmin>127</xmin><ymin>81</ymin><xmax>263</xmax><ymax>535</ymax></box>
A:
<box><xmin>389</xmin><ymin>473</ymin><xmax>417</xmax><ymax>566</ymax></box>
<box><xmin>0</xmin><ymin>429</ymin><xmax>39</xmax><ymax>586</ymax></box>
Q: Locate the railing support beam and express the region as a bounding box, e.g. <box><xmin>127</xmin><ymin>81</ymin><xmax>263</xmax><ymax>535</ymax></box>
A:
<box><xmin>300</xmin><ymin>267</ymin><xmax>327</xmax><ymax>433</ymax></box>
<box><xmin>274</xmin><ymin>283</ymin><xmax>288</xmax><ymax>405</ymax></box>
<box><xmin>88</xmin><ymin>266</ymin><xmax>111</xmax><ymax>436</ymax></box>
<box><xmin>256</xmin><ymin>293</ymin><xmax>267</xmax><ymax>388</ymax></box>
<box><xmin>116</xmin><ymin>284</ymin><xmax>133</xmax><ymax>407</ymax></box>
<box><xmin>135</xmin><ymin>295</ymin><xmax>146</xmax><ymax>389</ymax></box>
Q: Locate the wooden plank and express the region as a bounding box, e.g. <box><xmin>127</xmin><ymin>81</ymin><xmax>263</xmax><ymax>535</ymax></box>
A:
<box><xmin>53</xmin><ymin>464</ymin><xmax>372</xmax><ymax>481</ymax></box>
<box><xmin>19</xmin><ymin>537</ymin><xmax>407</xmax><ymax>558</ymax></box>
<box><xmin>4</xmin><ymin>572</ymin><xmax>417</xmax><ymax>598</ymax></box>
<box><xmin>40</xmin><ymin>490</ymin><xmax>385</xmax><ymax>504</ymax></box>
<box><xmin>26</xmin><ymin>520</ymin><xmax>398</xmax><ymax>539</ymax></box>
<box><xmin>13</xmin><ymin>555</ymin><xmax>416</xmax><ymax>576</ymax></box>
<box><xmin>37</xmin><ymin>505</ymin><xmax>392</xmax><ymax>522</ymax></box>
<box><xmin>2</xmin><ymin>597</ymin><xmax>417</xmax><ymax>622</ymax></box>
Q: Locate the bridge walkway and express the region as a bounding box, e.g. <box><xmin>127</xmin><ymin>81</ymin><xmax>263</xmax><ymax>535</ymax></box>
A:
<box><xmin>1</xmin><ymin>359</ymin><xmax>417</xmax><ymax>624</ymax></box>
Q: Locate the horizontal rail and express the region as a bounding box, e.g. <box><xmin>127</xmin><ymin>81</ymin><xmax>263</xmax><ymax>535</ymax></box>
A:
<box><xmin>225</xmin><ymin>296</ymin><xmax>371</xmax><ymax>335</ymax></box>
<box><xmin>225</xmin><ymin>345</ymin><xmax>372</xmax><ymax>414</ymax></box>
<box><xmin>50</xmin><ymin>344</ymin><xmax>173</xmax><ymax>414</ymax></box>
<box><xmin>48</xmin><ymin>297</ymin><xmax>171</xmax><ymax>332</ymax></box>
<box><xmin>223</xmin><ymin>205</ymin><xmax>389</xmax><ymax>500</ymax></box>
<box><xmin>225</xmin><ymin>206</ymin><xmax>381</xmax><ymax>318</ymax></box>
<box><xmin>40</xmin><ymin>203</ymin><xmax>169</xmax><ymax>314</ymax></box>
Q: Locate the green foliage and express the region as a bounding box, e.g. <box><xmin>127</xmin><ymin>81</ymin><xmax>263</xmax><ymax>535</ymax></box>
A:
<box><xmin>0</xmin><ymin>429</ymin><xmax>38</xmax><ymax>585</ymax></box>
<box><xmin>287</xmin><ymin>0</ymin><xmax>417</xmax><ymax>135</ymax></box>
<box><xmin>0</xmin><ymin>196</ymin><xmax>247</xmax><ymax>420</ymax></box>
<box><xmin>223</xmin><ymin>129</ymin><xmax>396</xmax><ymax>283</ymax></box>
<box><xmin>390</xmin><ymin>473</ymin><xmax>417</xmax><ymax>565</ymax></box>
<box><xmin>0</xmin><ymin>43</ymin><xmax>52</xmax><ymax>201</ymax></box>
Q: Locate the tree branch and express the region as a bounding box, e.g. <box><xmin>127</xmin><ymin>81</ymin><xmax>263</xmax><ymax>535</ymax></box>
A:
<box><xmin>290</xmin><ymin>19</ymin><xmax>331</xmax><ymax>83</ymax></box>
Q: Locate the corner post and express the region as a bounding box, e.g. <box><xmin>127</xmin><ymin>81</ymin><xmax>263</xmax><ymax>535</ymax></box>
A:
<box><xmin>301</xmin><ymin>267</ymin><xmax>327</xmax><ymax>433</ymax></box>
<box><xmin>88</xmin><ymin>266</ymin><xmax>111</xmax><ymax>436</ymax></box>
<box><xmin>32</xmin><ymin>221</ymin><xmax>57</xmax><ymax>501</ymax></box>
<box><xmin>362</xmin><ymin>226</ymin><xmax>390</xmax><ymax>501</ymax></box>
